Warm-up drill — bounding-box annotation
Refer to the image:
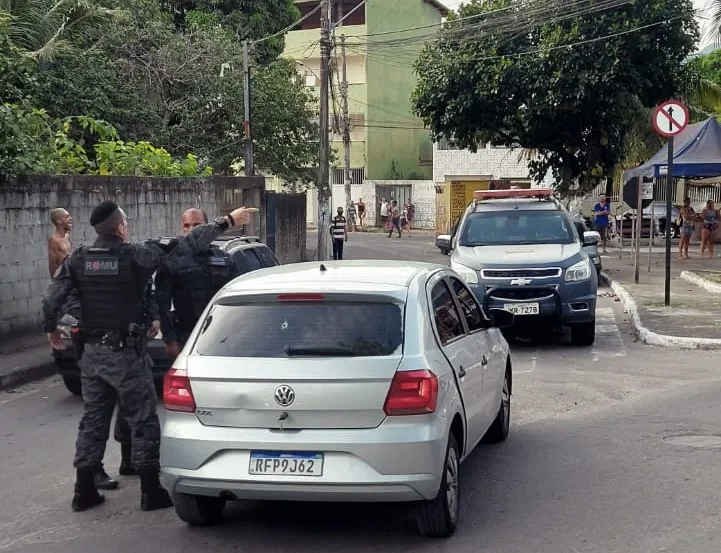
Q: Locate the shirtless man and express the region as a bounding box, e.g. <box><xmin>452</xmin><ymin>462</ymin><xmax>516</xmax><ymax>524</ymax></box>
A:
<box><xmin>48</xmin><ymin>208</ymin><xmax>73</xmax><ymax>277</ymax></box>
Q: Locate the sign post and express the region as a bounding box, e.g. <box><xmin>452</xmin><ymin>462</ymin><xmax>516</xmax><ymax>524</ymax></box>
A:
<box><xmin>652</xmin><ymin>100</ymin><xmax>689</xmax><ymax>306</ymax></box>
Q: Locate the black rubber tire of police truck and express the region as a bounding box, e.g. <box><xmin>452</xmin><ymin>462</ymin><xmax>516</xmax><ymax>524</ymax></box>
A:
<box><xmin>570</xmin><ymin>319</ymin><xmax>596</xmax><ymax>346</ymax></box>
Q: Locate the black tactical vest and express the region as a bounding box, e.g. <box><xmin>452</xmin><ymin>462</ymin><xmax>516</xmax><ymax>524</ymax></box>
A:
<box><xmin>71</xmin><ymin>243</ymin><xmax>145</xmax><ymax>334</ymax></box>
<box><xmin>171</xmin><ymin>246</ymin><xmax>236</xmax><ymax>330</ymax></box>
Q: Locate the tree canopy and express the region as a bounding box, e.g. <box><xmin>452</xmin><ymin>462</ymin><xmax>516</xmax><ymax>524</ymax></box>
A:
<box><xmin>412</xmin><ymin>0</ymin><xmax>699</xmax><ymax>194</ymax></box>
<box><xmin>1</xmin><ymin>0</ymin><xmax>319</xmax><ymax>184</ymax></box>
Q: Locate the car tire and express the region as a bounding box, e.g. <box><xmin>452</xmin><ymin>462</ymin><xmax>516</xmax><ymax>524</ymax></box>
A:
<box><xmin>62</xmin><ymin>375</ymin><xmax>82</xmax><ymax>396</ymax></box>
<box><xmin>570</xmin><ymin>319</ymin><xmax>596</xmax><ymax>346</ymax></box>
<box><xmin>415</xmin><ymin>434</ymin><xmax>460</xmax><ymax>538</ymax></box>
<box><xmin>172</xmin><ymin>493</ymin><xmax>226</xmax><ymax>526</ymax></box>
<box><xmin>482</xmin><ymin>367</ymin><xmax>511</xmax><ymax>444</ymax></box>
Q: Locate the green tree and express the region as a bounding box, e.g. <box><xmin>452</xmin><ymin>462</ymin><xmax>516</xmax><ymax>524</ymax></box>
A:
<box><xmin>104</xmin><ymin>8</ymin><xmax>320</xmax><ymax>183</ymax></box>
<box><xmin>0</xmin><ymin>0</ymin><xmax>116</xmax><ymax>60</ymax></box>
<box><xmin>412</xmin><ymin>0</ymin><xmax>698</xmax><ymax>195</ymax></box>
<box><xmin>157</xmin><ymin>0</ymin><xmax>300</xmax><ymax>64</ymax></box>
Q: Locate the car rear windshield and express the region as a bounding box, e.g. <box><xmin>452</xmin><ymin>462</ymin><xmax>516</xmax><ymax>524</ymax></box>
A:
<box><xmin>193</xmin><ymin>301</ymin><xmax>404</xmax><ymax>357</ymax></box>
<box><xmin>459</xmin><ymin>210</ymin><xmax>575</xmax><ymax>246</ymax></box>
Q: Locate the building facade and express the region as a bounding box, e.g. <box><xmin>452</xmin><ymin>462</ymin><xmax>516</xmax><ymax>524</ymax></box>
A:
<box><xmin>283</xmin><ymin>0</ymin><xmax>447</xmax><ymax>221</ymax></box>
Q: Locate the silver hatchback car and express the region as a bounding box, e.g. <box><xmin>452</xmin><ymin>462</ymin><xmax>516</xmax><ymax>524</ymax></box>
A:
<box><xmin>160</xmin><ymin>260</ymin><xmax>515</xmax><ymax>537</ymax></box>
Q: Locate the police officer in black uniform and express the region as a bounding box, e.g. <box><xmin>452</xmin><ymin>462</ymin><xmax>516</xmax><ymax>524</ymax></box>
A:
<box><xmin>42</xmin><ymin>200</ymin><xmax>256</xmax><ymax>512</ymax></box>
<box><xmin>155</xmin><ymin>207</ymin><xmax>241</xmax><ymax>360</ymax></box>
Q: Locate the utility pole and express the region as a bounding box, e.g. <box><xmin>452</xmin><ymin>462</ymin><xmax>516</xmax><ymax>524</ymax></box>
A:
<box><xmin>340</xmin><ymin>34</ymin><xmax>352</xmax><ymax>211</ymax></box>
<box><xmin>242</xmin><ymin>40</ymin><xmax>254</xmax><ymax>176</ymax></box>
<box><xmin>316</xmin><ymin>0</ymin><xmax>331</xmax><ymax>260</ymax></box>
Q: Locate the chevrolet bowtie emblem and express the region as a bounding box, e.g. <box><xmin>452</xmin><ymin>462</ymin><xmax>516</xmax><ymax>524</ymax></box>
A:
<box><xmin>510</xmin><ymin>278</ymin><xmax>532</xmax><ymax>286</ymax></box>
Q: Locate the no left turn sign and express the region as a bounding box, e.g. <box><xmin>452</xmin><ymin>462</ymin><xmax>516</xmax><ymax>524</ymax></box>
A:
<box><xmin>652</xmin><ymin>100</ymin><xmax>689</xmax><ymax>137</ymax></box>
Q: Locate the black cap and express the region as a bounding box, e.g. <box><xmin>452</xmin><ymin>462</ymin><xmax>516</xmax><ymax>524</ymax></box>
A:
<box><xmin>90</xmin><ymin>201</ymin><xmax>119</xmax><ymax>226</ymax></box>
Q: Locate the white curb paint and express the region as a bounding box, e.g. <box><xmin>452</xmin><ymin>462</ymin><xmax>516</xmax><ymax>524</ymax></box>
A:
<box><xmin>680</xmin><ymin>270</ymin><xmax>721</xmax><ymax>294</ymax></box>
<box><xmin>601</xmin><ymin>272</ymin><xmax>721</xmax><ymax>350</ymax></box>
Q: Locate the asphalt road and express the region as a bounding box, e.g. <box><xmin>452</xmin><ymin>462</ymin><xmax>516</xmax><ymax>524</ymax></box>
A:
<box><xmin>2</xmin><ymin>232</ymin><xmax>721</xmax><ymax>553</ymax></box>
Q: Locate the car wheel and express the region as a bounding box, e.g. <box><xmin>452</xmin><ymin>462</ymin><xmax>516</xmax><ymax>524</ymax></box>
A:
<box><xmin>62</xmin><ymin>375</ymin><xmax>82</xmax><ymax>396</ymax></box>
<box><xmin>415</xmin><ymin>434</ymin><xmax>460</xmax><ymax>538</ymax></box>
<box><xmin>172</xmin><ymin>493</ymin><xmax>226</xmax><ymax>526</ymax></box>
<box><xmin>482</xmin><ymin>367</ymin><xmax>511</xmax><ymax>444</ymax></box>
<box><xmin>570</xmin><ymin>319</ymin><xmax>596</xmax><ymax>346</ymax></box>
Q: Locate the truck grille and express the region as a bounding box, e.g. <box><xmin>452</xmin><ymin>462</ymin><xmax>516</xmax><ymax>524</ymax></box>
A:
<box><xmin>480</xmin><ymin>268</ymin><xmax>562</xmax><ymax>279</ymax></box>
<box><xmin>487</xmin><ymin>287</ymin><xmax>556</xmax><ymax>301</ymax></box>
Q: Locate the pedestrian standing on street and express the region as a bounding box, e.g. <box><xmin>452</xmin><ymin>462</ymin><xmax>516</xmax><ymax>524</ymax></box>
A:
<box><xmin>48</xmin><ymin>208</ymin><xmax>73</xmax><ymax>277</ymax></box>
<box><xmin>379</xmin><ymin>198</ymin><xmax>389</xmax><ymax>227</ymax></box>
<box><xmin>154</xmin><ymin>207</ymin><xmax>241</xmax><ymax>362</ymax></box>
<box><xmin>593</xmin><ymin>194</ymin><xmax>611</xmax><ymax>253</ymax></box>
<box><xmin>388</xmin><ymin>201</ymin><xmax>401</xmax><ymax>238</ymax></box>
<box><xmin>357</xmin><ymin>198</ymin><xmax>366</xmax><ymax>227</ymax></box>
<box><xmin>406</xmin><ymin>199</ymin><xmax>416</xmax><ymax>236</ymax></box>
<box><xmin>330</xmin><ymin>206</ymin><xmax>348</xmax><ymax>260</ymax></box>
<box><xmin>346</xmin><ymin>200</ymin><xmax>357</xmax><ymax>232</ymax></box>
<box><xmin>701</xmin><ymin>199</ymin><xmax>720</xmax><ymax>259</ymax></box>
<box><xmin>679</xmin><ymin>197</ymin><xmax>700</xmax><ymax>260</ymax></box>
<box><xmin>42</xmin><ymin>200</ymin><xmax>255</xmax><ymax>513</ymax></box>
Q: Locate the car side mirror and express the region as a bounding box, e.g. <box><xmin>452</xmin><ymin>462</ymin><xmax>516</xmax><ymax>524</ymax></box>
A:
<box><xmin>436</xmin><ymin>234</ymin><xmax>451</xmax><ymax>249</ymax></box>
<box><xmin>583</xmin><ymin>231</ymin><xmax>600</xmax><ymax>246</ymax></box>
<box><xmin>489</xmin><ymin>308</ymin><xmax>515</xmax><ymax>329</ymax></box>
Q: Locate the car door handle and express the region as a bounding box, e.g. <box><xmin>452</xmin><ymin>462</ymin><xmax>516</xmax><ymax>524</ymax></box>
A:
<box><xmin>481</xmin><ymin>355</ymin><xmax>488</xmax><ymax>366</ymax></box>
<box><xmin>457</xmin><ymin>366</ymin><xmax>466</xmax><ymax>378</ymax></box>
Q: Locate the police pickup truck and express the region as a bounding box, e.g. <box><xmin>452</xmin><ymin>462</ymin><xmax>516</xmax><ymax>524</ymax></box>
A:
<box><xmin>447</xmin><ymin>188</ymin><xmax>599</xmax><ymax>346</ymax></box>
<box><xmin>53</xmin><ymin>235</ymin><xmax>279</xmax><ymax>395</ymax></box>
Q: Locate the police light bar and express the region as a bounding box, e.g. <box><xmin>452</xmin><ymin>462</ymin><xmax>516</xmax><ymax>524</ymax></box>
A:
<box><xmin>473</xmin><ymin>188</ymin><xmax>555</xmax><ymax>202</ymax></box>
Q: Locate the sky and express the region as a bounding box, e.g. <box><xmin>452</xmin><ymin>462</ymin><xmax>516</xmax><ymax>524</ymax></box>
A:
<box><xmin>441</xmin><ymin>0</ymin><xmax>714</xmax><ymax>50</ymax></box>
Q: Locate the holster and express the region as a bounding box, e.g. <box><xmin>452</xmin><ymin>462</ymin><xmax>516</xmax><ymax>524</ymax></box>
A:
<box><xmin>71</xmin><ymin>329</ymin><xmax>85</xmax><ymax>360</ymax></box>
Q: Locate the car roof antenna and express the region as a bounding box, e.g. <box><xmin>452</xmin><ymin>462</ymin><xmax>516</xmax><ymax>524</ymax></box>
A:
<box><xmin>319</xmin><ymin>263</ymin><xmax>327</xmax><ymax>272</ymax></box>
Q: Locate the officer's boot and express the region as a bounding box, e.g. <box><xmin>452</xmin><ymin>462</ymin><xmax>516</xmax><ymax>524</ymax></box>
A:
<box><xmin>72</xmin><ymin>468</ymin><xmax>106</xmax><ymax>512</ymax></box>
<box><xmin>95</xmin><ymin>464</ymin><xmax>119</xmax><ymax>490</ymax></box>
<box><xmin>118</xmin><ymin>442</ymin><xmax>136</xmax><ymax>476</ymax></box>
<box><xmin>139</xmin><ymin>468</ymin><xmax>173</xmax><ymax>511</ymax></box>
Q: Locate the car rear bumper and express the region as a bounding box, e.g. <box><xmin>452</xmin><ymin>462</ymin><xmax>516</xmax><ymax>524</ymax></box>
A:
<box><xmin>160</xmin><ymin>413</ymin><xmax>448</xmax><ymax>503</ymax></box>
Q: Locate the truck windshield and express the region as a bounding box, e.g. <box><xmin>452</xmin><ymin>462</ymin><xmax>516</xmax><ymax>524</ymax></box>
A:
<box><xmin>459</xmin><ymin>210</ymin><xmax>575</xmax><ymax>247</ymax></box>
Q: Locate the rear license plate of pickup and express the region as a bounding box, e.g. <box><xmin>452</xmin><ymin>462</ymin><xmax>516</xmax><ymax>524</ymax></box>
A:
<box><xmin>249</xmin><ymin>451</ymin><xmax>324</xmax><ymax>476</ymax></box>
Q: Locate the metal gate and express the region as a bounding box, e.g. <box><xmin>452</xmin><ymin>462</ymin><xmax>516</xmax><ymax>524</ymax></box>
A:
<box><xmin>375</xmin><ymin>184</ymin><xmax>412</xmax><ymax>222</ymax></box>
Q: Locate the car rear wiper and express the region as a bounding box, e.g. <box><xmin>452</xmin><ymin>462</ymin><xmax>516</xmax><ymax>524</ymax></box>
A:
<box><xmin>284</xmin><ymin>345</ymin><xmax>355</xmax><ymax>357</ymax></box>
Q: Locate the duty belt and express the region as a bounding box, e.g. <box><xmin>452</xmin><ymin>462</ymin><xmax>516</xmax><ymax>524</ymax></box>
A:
<box><xmin>84</xmin><ymin>331</ymin><xmax>142</xmax><ymax>351</ymax></box>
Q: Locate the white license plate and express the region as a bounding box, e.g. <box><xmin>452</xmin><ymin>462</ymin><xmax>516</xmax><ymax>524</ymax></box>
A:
<box><xmin>248</xmin><ymin>452</ymin><xmax>323</xmax><ymax>476</ymax></box>
<box><xmin>503</xmin><ymin>303</ymin><xmax>540</xmax><ymax>315</ymax></box>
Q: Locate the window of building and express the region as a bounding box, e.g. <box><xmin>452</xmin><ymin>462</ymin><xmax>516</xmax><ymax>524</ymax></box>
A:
<box><xmin>294</xmin><ymin>0</ymin><xmax>366</xmax><ymax>30</ymax></box>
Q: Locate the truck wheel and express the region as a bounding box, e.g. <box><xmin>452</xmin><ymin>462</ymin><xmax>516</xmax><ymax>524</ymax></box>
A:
<box><xmin>62</xmin><ymin>375</ymin><xmax>82</xmax><ymax>396</ymax></box>
<box><xmin>172</xmin><ymin>493</ymin><xmax>226</xmax><ymax>526</ymax></box>
<box><xmin>482</xmin><ymin>367</ymin><xmax>511</xmax><ymax>444</ymax></box>
<box><xmin>415</xmin><ymin>434</ymin><xmax>460</xmax><ymax>538</ymax></box>
<box><xmin>570</xmin><ymin>320</ymin><xmax>596</xmax><ymax>346</ymax></box>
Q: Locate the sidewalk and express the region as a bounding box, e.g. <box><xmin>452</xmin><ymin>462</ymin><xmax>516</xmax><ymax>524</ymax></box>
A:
<box><xmin>601</xmin><ymin>247</ymin><xmax>721</xmax><ymax>348</ymax></box>
<box><xmin>0</xmin><ymin>331</ymin><xmax>57</xmax><ymax>391</ymax></box>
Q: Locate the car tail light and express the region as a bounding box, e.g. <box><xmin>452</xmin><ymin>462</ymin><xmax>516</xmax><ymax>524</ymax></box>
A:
<box><xmin>277</xmin><ymin>293</ymin><xmax>325</xmax><ymax>302</ymax></box>
<box><xmin>163</xmin><ymin>367</ymin><xmax>196</xmax><ymax>413</ymax></box>
<box><xmin>383</xmin><ymin>370</ymin><xmax>439</xmax><ymax>416</ymax></box>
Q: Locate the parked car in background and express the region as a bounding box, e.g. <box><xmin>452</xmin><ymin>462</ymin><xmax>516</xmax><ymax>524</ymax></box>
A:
<box><xmin>574</xmin><ymin>221</ymin><xmax>602</xmax><ymax>278</ymax></box>
<box><xmin>614</xmin><ymin>202</ymin><xmax>681</xmax><ymax>239</ymax></box>
<box><xmin>53</xmin><ymin>235</ymin><xmax>279</xmax><ymax>396</ymax></box>
<box><xmin>160</xmin><ymin>260</ymin><xmax>515</xmax><ymax>537</ymax></box>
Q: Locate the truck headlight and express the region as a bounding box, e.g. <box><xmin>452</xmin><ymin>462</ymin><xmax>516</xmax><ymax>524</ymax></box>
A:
<box><xmin>450</xmin><ymin>260</ymin><xmax>479</xmax><ymax>284</ymax></box>
<box><xmin>565</xmin><ymin>259</ymin><xmax>591</xmax><ymax>282</ymax></box>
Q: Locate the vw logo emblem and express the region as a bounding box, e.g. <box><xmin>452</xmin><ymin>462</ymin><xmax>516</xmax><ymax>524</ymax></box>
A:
<box><xmin>274</xmin><ymin>385</ymin><xmax>295</xmax><ymax>407</ymax></box>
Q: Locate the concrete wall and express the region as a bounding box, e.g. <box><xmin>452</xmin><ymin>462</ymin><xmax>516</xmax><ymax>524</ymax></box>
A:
<box><xmin>433</xmin><ymin>142</ymin><xmax>555</xmax><ymax>187</ymax></box>
<box><xmin>0</xmin><ymin>175</ymin><xmax>264</xmax><ymax>337</ymax></box>
<box><xmin>331</xmin><ymin>179</ymin><xmax>435</xmax><ymax>229</ymax></box>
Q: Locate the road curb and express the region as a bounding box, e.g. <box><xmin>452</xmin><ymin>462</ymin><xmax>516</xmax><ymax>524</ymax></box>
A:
<box><xmin>0</xmin><ymin>358</ymin><xmax>57</xmax><ymax>391</ymax></box>
<box><xmin>680</xmin><ymin>270</ymin><xmax>721</xmax><ymax>294</ymax></box>
<box><xmin>600</xmin><ymin>271</ymin><xmax>721</xmax><ymax>350</ymax></box>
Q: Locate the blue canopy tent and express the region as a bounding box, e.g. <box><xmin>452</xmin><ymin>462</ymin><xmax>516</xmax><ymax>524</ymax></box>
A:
<box><xmin>623</xmin><ymin>117</ymin><xmax>721</xmax><ymax>181</ymax></box>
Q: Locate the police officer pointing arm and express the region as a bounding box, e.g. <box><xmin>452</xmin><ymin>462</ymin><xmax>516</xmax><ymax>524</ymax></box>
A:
<box><xmin>42</xmin><ymin>201</ymin><xmax>256</xmax><ymax>513</ymax></box>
